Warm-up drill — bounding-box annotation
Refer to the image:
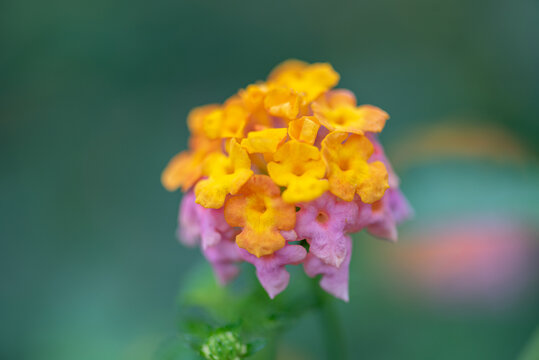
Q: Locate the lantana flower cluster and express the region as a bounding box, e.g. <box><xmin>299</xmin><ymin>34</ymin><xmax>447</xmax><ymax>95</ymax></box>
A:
<box><xmin>163</xmin><ymin>60</ymin><xmax>411</xmax><ymax>301</ymax></box>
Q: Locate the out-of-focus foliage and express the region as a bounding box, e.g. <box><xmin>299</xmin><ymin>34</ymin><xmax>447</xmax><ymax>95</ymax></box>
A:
<box><xmin>156</xmin><ymin>262</ymin><xmax>330</xmax><ymax>359</ymax></box>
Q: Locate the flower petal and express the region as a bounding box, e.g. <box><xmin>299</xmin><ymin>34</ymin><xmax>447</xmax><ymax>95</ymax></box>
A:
<box><xmin>177</xmin><ymin>191</ymin><xmax>200</xmax><ymax>246</ymax></box>
<box><xmin>241</xmin><ymin>128</ymin><xmax>288</xmax><ymax>154</ymax></box>
<box><xmin>195</xmin><ymin>204</ymin><xmax>238</xmax><ymax>249</ymax></box>
<box><xmin>241</xmin><ymin>244</ymin><xmax>307</xmax><ymax>298</ymax></box>
<box><xmin>187</xmin><ymin>104</ymin><xmax>220</xmax><ymax>136</ymax></box>
<box><xmin>362</xmin><ymin>188</ymin><xmax>413</xmax><ymax>242</ymax></box>
<box><xmin>304</xmin><ymin>235</ymin><xmax>352</xmax><ymax>302</ymax></box>
<box><xmin>203</xmin><ymin>239</ymin><xmax>243</xmax><ymax>285</ymax></box>
<box><xmin>263</xmin><ymin>87</ymin><xmax>301</xmax><ymax>120</ymax></box>
<box><xmin>288</xmin><ymin>116</ymin><xmax>320</xmax><ymax>145</ymax></box>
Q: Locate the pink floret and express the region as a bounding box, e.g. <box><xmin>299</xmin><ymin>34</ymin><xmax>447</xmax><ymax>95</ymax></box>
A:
<box><xmin>178</xmin><ymin>191</ymin><xmax>201</xmax><ymax>247</ymax></box>
<box><xmin>177</xmin><ymin>191</ymin><xmax>237</xmax><ymax>249</ymax></box>
<box><xmin>240</xmin><ymin>244</ymin><xmax>307</xmax><ymax>299</ymax></box>
<box><xmin>203</xmin><ymin>239</ymin><xmax>243</xmax><ymax>285</ymax></box>
<box><xmin>296</xmin><ymin>192</ymin><xmax>358</xmax><ymax>268</ymax></box>
<box><xmin>304</xmin><ymin>235</ymin><xmax>352</xmax><ymax>302</ymax></box>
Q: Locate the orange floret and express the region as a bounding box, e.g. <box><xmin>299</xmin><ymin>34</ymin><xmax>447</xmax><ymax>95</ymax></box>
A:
<box><xmin>321</xmin><ymin>131</ymin><xmax>389</xmax><ymax>203</ymax></box>
<box><xmin>241</xmin><ymin>128</ymin><xmax>288</xmax><ymax>154</ymax></box>
<box><xmin>161</xmin><ymin>137</ymin><xmax>221</xmax><ymax>192</ymax></box>
<box><xmin>202</xmin><ymin>97</ymin><xmax>249</xmax><ymax>139</ymax></box>
<box><xmin>263</xmin><ymin>86</ymin><xmax>302</xmax><ymax>120</ymax></box>
<box><xmin>288</xmin><ymin>116</ymin><xmax>320</xmax><ymax>145</ymax></box>
<box><xmin>187</xmin><ymin>104</ymin><xmax>220</xmax><ymax>137</ymax></box>
<box><xmin>312</xmin><ymin>89</ymin><xmax>389</xmax><ymax>135</ymax></box>
<box><xmin>194</xmin><ymin>139</ymin><xmax>253</xmax><ymax>208</ymax></box>
<box><xmin>267</xmin><ymin>60</ymin><xmax>340</xmax><ymax>103</ymax></box>
<box><xmin>224</xmin><ymin>175</ymin><xmax>296</xmax><ymax>257</ymax></box>
<box><xmin>239</xmin><ymin>83</ymin><xmax>274</xmax><ymax>130</ymax></box>
<box><xmin>267</xmin><ymin>140</ymin><xmax>328</xmax><ymax>203</ymax></box>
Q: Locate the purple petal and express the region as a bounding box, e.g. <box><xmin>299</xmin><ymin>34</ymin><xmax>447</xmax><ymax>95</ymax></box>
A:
<box><xmin>366</xmin><ymin>133</ymin><xmax>400</xmax><ymax>188</ymax></box>
<box><xmin>346</xmin><ymin>197</ymin><xmax>376</xmax><ymax>233</ymax></box>
<box><xmin>241</xmin><ymin>245</ymin><xmax>307</xmax><ymax>299</ymax></box>
<box><xmin>367</xmin><ymin>211</ymin><xmax>398</xmax><ymax>241</ymax></box>
<box><xmin>361</xmin><ymin>188</ymin><xmax>413</xmax><ymax>242</ymax></box>
<box><xmin>389</xmin><ymin>188</ymin><xmax>413</xmax><ymax>224</ymax></box>
<box><xmin>195</xmin><ymin>205</ymin><xmax>237</xmax><ymax>249</ymax></box>
<box><xmin>203</xmin><ymin>239</ymin><xmax>243</xmax><ymax>285</ymax></box>
<box><xmin>280</xmin><ymin>229</ymin><xmax>298</xmax><ymax>242</ymax></box>
<box><xmin>361</xmin><ymin>193</ymin><xmax>397</xmax><ymax>242</ymax></box>
<box><xmin>358</xmin><ymin>134</ymin><xmax>411</xmax><ymax>241</ymax></box>
<box><xmin>178</xmin><ymin>191</ymin><xmax>201</xmax><ymax>247</ymax></box>
<box><xmin>304</xmin><ymin>235</ymin><xmax>352</xmax><ymax>302</ymax></box>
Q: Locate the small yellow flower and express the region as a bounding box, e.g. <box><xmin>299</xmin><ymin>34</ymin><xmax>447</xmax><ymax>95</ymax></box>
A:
<box><xmin>263</xmin><ymin>86</ymin><xmax>302</xmax><ymax>120</ymax></box>
<box><xmin>187</xmin><ymin>104</ymin><xmax>220</xmax><ymax>137</ymax></box>
<box><xmin>268</xmin><ymin>60</ymin><xmax>340</xmax><ymax>103</ymax></box>
<box><xmin>194</xmin><ymin>139</ymin><xmax>253</xmax><ymax>208</ymax></box>
<box><xmin>202</xmin><ymin>97</ymin><xmax>249</xmax><ymax>139</ymax></box>
<box><xmin>241</xmin><ymin>128</ymin><xmax>288</xmax><ymax>154</ymax></box>
<box><xmin>288</xmin><ymin>116</ymin><xmax>320</xmax><ymax>145</ymax></box>
<box><xmin>240</xmin><ymin>83</ymin><xmax>268</xmax><ymax>112</ymax></box>
<box><xmin>321</xmin><ymin>131</ymin><xmax>388</xmax><ymax>203</ymax></box>
<box><xmin>224</xmin><ymin>175</ymin><xmax>296</xmax><ymax>257</ymax></box>
<box><xmin>312</xmin><ymin>89</ymin><xmax>389</xmax><ymax>135</ymax></box>
<box><xmin>267</xmin><ymin>140</ymin><xmax>328</xmax><ymax>203</ymax></box>
<box><xmin>239</xmin><ymin>83</ymin><xmax>274</xmax><ymax>130</ymax></box>
<box><xmin>161</xmin><ymin>137</ymin><xmax>221</xmax><ymax>192</ymax></box>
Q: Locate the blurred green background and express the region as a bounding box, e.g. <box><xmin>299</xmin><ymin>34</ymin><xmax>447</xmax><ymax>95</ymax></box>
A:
<box><xmin>1</xmin><ymin>0</ymin><xmax>538</xmax><ymax>359</ymax></box>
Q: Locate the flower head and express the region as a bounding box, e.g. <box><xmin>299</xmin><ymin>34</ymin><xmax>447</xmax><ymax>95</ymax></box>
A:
<box><xmin>201</xmin><ymin>328</ymin><xmax>248</xmax><ymax>360</ymax></box>
<box><xmin>163</xmin><ymin>60</ymin><xmax>409</xmax><ymax>300</ymax></box>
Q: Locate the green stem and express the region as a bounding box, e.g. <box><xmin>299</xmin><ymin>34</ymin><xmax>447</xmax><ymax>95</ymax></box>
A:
<box><xmin>312</xmin><ymin>279</ymin><xmax>347</xmax><ymax>360</ymax></box>
<box><xmin>518</xmin><ymin>326</ymin><xmax>539</xmax><ymax>360</ymax></box>
<box><xmin>251</xmin><ymin>331</ymin><xmax>278</xmax><ymax>360</ymax></box>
